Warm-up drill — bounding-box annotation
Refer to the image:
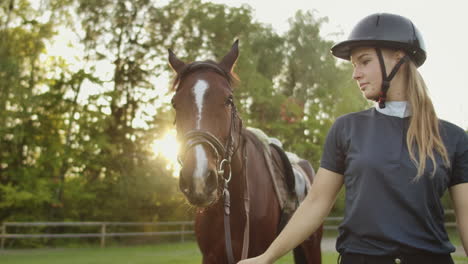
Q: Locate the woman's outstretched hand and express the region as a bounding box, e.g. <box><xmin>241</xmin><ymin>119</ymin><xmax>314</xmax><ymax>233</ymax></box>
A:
<box><xmin>237</xmin><ymin>254</ymin><xmax>271</xmax><ymax>264</ymax></box>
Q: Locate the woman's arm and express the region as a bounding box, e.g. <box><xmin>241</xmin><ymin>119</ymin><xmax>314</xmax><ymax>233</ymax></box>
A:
<box><xmin>237</xmin><ymin>167</ymin><xmax>344</xmax><ymax>264</ymax></box>
<box><xmin>450</xmin><ymin>182</ymin><xmax>468</xmax><ymax>256</ymax></box>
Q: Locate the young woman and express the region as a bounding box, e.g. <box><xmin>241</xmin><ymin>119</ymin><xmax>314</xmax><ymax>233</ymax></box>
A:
<box><xmin>238</xmin><ymin>13</ymin><xmax>468</xmax><ymax>264</ymax></box>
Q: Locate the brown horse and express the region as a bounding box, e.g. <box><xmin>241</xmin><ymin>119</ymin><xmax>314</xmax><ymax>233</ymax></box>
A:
<box><xmin>168</xmin><ymin>40</ymin><xmax>322</xmax><ymax>264</ymax></box>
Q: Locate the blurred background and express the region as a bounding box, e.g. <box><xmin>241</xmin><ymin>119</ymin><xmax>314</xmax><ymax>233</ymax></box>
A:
<box><xmin>0</xmin><ymin>0</ymin><xmax>465</xmax><ymax>260</ymax></box>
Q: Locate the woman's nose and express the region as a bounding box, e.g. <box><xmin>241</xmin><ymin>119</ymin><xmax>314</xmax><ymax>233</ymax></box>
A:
<box><xmin>352</xmin><ymin>68</ymin><xmax>362</xmax><ymax>80</ymax></box>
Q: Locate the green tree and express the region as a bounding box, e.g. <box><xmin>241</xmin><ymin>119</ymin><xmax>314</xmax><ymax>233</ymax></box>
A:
<box><xmin>277</xmin><ymin>10</ymin><xmax>369</xmax><ymax>169</ymax></box>
<box><xmin>0</xmin><ymin>0</ymin><xmax>184</xmax><ymax>223</ymax></box>
<box><xmin>54</xmin><ymin>0</ymin><xmax>190</xmax><ymax>221</ymax></box>
<box><xmin>0</xmin><ymin>0</ymin><xmax>370</xmax><ymax>228</ymax></box>
<box><xmin>0</xmin><ymin>0</ymin><xmax>63</xmax><ymax>221</ymax></box>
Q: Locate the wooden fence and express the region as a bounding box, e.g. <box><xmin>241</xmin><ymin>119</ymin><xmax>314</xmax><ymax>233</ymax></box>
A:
<box><xmin>0</xmin><ymin>210</ymin><xmax>456</xmax><ymax>250</ymax></box>
<box><xmin>0</xmin><ymin>221</ymin><xmax>194</xmax><ymax>249</ymax></box>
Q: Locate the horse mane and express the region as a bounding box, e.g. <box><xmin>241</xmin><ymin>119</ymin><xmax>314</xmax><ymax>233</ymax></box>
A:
<box><xmin>171</xmin><ymin>60</ymin><xmax>239</xmax><ymax>91</ymax></box>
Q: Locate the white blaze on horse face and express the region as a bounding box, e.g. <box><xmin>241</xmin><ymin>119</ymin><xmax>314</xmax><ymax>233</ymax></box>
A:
<box><xmin>193</xmin><ymin>79</ymin><xmax>209</xmax><ymax>129</ymax></box>
<box><xmin>193</xmin><ymin>145</ymin><xmax>208</xmax><ymax>193</ymax></box>
<box><xmin>192</xmin><ymin>79</ymin><xmax>210</xmax><ymax>193</ymax></box>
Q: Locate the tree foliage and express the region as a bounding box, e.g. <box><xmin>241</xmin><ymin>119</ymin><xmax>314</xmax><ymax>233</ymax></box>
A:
<box><xmin>0</xmin><ymin>0</ymin><xmax>369</xmax><ymax>230</ymax></box>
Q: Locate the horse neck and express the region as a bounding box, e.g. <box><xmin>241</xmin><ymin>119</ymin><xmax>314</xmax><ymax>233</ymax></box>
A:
<box><xmin>226</xmin><ymin>131</ymin><xmax>247</xmax><ymax>204</ymax></box>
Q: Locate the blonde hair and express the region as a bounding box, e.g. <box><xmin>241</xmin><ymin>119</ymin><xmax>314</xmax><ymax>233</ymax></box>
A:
<box><xmin>405</xmin><ymin>62</ymin><xmax>450</xmax><ymax>179</ymax></box>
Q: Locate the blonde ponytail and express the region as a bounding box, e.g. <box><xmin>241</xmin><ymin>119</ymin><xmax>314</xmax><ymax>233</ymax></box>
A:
<box><xmin>406</xmin><ymin>62</ymin><xmax>450</xmax><ymax>179</ymax></box>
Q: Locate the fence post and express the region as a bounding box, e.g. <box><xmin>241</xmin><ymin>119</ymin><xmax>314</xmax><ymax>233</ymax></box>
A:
<box><xmin>181</xmin><ymin>223</ymin><xmax>185</xmax><ymax>243</ymax></box>
<box><xmin>100</xmin><ymin>223</ymin><xmax>107</xmax><ymax>248</ymax></box>
<box><xmin>1</xmin><ymin>223</ymin><xmax>5</xmax><ymax>250</ymax></box>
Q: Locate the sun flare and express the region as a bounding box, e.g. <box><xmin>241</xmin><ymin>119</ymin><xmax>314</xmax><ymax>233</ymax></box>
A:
<box><xmin>152</xmin><ymin>129</ymin><xmax>181</xmax><ymax>177</ymax></box>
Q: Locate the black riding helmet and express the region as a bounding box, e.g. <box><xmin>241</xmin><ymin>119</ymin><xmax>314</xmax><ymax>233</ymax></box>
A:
<box><xmin>331</xmin><ymin>13</ymin><xmax>426</xmax><ymax>108</ymax></box>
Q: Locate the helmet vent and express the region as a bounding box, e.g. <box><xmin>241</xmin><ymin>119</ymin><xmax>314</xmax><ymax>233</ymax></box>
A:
<box><xmin>376</xmin><ymin>14</ymin><xmax>381</xmax><ymax>26</ymax></box>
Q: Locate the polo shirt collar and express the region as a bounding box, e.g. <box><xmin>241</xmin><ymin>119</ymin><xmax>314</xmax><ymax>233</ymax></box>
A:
<box><xmin>375</xmin><ymin>101</ymin><xmax>411</xmax><ymax>118</ymax></box>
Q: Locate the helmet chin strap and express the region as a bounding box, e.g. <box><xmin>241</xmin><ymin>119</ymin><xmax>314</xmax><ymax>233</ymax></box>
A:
<box><xmin>375</xmin><ymin>48</ymin><xmax>410</xmax><ymax>108</ymax></box>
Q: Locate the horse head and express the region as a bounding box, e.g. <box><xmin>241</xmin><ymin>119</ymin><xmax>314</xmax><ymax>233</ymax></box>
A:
<box><xmin>168</xmin><ymin>40</ymin><xmax>242</xmax><ymax>207</ymax></box>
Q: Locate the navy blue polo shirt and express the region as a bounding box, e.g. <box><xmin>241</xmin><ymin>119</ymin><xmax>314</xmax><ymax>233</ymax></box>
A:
<box><xmin>320</xmin><ymin>107</ymin><xmax>468</xmax><ymax>255</ymax></box>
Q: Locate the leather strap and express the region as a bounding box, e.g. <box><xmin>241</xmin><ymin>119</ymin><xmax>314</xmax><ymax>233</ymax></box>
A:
<box><xmin>223</xmin><ymin>185</ymin><xmax>235</xmax><ymax>264</ymax></box>
<box><xmin>224</xmin><ymin>136</ymin><xmax>250</xmax><ymax>263</ymax></box>
<box><xmin>264</xmin><ymin>146</ymin><xmax>285</xmax><ymax>210</ymax></box>
<box><xmin>241</xmin><ymin>143</ymin><xmax>250</xmax><ymax>259</ymax></box>
<box><xmin>375</xmin><ymin>48</ymin><xmax>409</xmax><ymax>108</ymax></box>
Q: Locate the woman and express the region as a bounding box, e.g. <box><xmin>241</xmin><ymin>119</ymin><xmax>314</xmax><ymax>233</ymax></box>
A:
<box><xmin>238</xmin><ymin>13</ymin><xmax>467</xmax><ymax>264</ymax></box>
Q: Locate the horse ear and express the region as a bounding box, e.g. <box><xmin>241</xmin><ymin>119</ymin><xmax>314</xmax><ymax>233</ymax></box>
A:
<box><xmin>168</xmin><ymin>49</ymin><xmax>186</xmax><ymax>74</ymax></box>
<box><xmin>219</xmin><ymin>39</ymin><xmax>239</xmax><ymax>73</ymax></box>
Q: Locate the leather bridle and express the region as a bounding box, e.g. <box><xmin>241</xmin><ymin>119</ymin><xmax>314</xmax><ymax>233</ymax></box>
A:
<box><xmin>174</xmin><ymin>62</ymin><xmax>246</xmax><ymax>264</ymax></box>
<box><xmin>177</xmin><ymin>100</ymin><xmax>240</xmax><ymax>185</ymax></box>
<box><xmin>175</xmin><ymin>62</ymin><xmax>241</xmax><ymax>184</ymax></box>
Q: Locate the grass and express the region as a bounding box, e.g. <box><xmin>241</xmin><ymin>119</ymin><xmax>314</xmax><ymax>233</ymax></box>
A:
<box><xmin>0</xmin><ymin>241</ymin><xmax>466</xmax><ymax>264</ymax></box>
<box><xmin>0</xmin><ymin>241</ymin><xmax>338</xmax><ymax>264</ymax></box>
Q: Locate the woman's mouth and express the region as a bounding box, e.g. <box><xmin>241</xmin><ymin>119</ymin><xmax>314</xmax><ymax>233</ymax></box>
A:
<box><xmin>359</xmin><ymin>82</ymin><xmax>369</xmax><ymax>90</ymax></box>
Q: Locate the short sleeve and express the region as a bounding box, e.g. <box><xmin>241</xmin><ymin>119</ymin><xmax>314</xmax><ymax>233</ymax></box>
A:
<box><xmin>320</xmin><ymin>118</ymin><xmax>346</xmax><ymax>174</ymax></box>
<box><xmin>450</xmin><ymin>131</ymin><xmax>468</xmax><ymax>186</ymax></box>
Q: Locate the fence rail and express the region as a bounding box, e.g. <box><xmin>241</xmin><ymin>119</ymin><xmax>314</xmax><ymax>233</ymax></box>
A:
<box><xmin>0</xmin><ymin>221</ymin><xmax>194</xmax><ymax>249</ymax></box>
<box><xmin>0</xmin><ymin>210</ymin><xmax>456</xmax><ymax>250</ymax></box>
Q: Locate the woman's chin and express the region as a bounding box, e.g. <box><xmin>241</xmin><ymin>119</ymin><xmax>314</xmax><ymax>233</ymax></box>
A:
<box><xmin>362</xmin><ymin>92</ymin><xmax>379</xmax><ymax>101</ymax></box>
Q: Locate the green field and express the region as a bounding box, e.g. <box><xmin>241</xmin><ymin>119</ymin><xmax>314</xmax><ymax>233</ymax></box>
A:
<box><xmin>0</xmin><ymin>241</ymin><xmax>337</xmax><ymax>264</ymax></box>
<box><xmin>0</xmin><ymin>241</ymin><xmax>466</xmax><ymax>264</ymax></box>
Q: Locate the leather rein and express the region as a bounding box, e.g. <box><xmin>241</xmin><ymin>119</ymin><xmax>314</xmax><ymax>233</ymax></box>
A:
<box><xmin>175</xmin><ymin>62</ymin><xmax>249</xmax><ymax>264</ymax></box>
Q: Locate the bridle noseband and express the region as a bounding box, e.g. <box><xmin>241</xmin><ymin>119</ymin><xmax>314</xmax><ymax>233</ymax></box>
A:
<box><xmin>175</xmin><ymin>62</ymin><xmax>241</xmax><ymax>183</ymax></box>
<box><xmin>177</xmin><ymin>112</ymin><xmax>238</xmax><ymax>184</ymax></box>
<box><xmin>173</xmin><ymin>62</ymin><xmax>244</xmax><ymax>264</ymax></box>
